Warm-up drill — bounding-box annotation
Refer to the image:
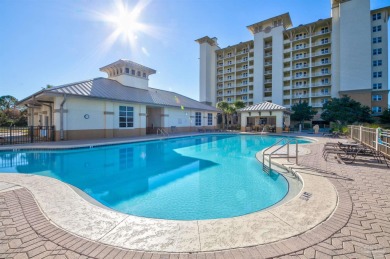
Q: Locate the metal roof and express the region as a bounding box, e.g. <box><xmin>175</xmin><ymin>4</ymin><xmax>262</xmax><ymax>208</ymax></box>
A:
<box><xmin>238</xmin><ymin>102</ymin><xmax>289</xmax><ymax>112</ymax></box>
<box><xmin>20</xmin><ymin>78</ymin><xmax>219</xmax><ymax>112</ymax></box>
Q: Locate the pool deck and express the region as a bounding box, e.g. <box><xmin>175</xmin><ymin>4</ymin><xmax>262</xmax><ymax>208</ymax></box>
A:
<box><xmin>1</xmin><ymin>133</ymin><xmax>390</xmax><ymax>258</ymax></box>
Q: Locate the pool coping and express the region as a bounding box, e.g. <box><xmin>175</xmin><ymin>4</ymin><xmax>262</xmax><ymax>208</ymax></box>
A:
<box><xmin>0</xmin><ymin>134</ymin><xmax>345</xmax><ymax>253</ymax></box>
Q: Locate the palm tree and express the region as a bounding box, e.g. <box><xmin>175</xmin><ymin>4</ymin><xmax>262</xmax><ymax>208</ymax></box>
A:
<box><xmin>216</xmin><ymin>101</ymin><xmax>229</xmax><ymax>129</ymax></box>
<box><xmin>233</xmin><ymin>100</ymin><xmax>246</xmax><ymax>127</ymax></box>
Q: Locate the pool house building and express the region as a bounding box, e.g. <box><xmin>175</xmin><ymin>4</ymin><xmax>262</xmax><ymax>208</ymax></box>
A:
<box><xmin>18</xmin><ymin>60</ymin><xmax>219</xmax><ymax>141</ymax></box>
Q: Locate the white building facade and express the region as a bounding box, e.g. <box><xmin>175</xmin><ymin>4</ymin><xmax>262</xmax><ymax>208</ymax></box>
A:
<box><xmin>19</xmin><ymin>60</ymin><xmax>219</xmax><ymax>140</ymax></box>
<box><xmin>196</xmin><ymin>0</ymin><xmax>389</xmax><ymax>117</ymax></box>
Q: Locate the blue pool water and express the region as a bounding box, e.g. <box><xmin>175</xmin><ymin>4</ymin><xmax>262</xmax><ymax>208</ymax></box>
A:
<box><xmin>0</xmin><ymin>135</ymin><xmax>308</xmax><ymax>220</ymax></box>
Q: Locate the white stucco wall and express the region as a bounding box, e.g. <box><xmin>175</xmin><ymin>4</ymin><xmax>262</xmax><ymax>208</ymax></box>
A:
<box><xmin>271</xmin><ymin>26</ymin><xmax>285</xmax><ymax>106</ymax></box>
<box><xmin>338</xmin><ymin>0</ymin><xmax>372</xmax><ymax>91</ymax></box>
<box><xmin>253</xmin><ymin>32</ymin><xmax>265</xmax><ymax>104</ymax></box>
<box><xmin>199</xmin><ymin>42</ymin><xmax>218</xmax><ymax>105</ymax></box>
<box><xmin>110</xmin><ymin>74</ymin><xmax>149</xmax><ymax>89</ymax></box>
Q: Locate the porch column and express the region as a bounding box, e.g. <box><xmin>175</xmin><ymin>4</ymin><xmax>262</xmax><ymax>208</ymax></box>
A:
<box><xmin>275</xmin><ymin>111</ymin><xmax>284</xmax><ymax>133</ymax></box>
<box><xmin>240</xmin><ymin>112</ymin><xmax>248</xmax><ymax>132</ymax></box>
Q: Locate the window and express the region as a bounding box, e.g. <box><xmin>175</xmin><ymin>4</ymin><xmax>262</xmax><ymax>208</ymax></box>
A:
<box><xmin>125</xmin><ymin>68</ymin><xmax>129</xmax><ymax>74</ymax></box>
<box><xmin>321</xmin><ymin>88</ymin><xmax>329</xmax><ymax>94</ymax></box>
<box><xmin>243</xmin><ymin>57</ymin><xmax>248</xmax><ymax>61</ymax></box>
<box><xmin>373</xmin><ymin>60</ymin><xmax>382</xmax><ymax>66</ymax></box>
<box><xmin>227</xmin><ymin>97</ymin><xmax>232</xmax><ymax>102</ymax></box>
<box><xmin>195</xmin><ymin>112</ymin><xmax>201</xmax><ymax>126</ymax></box>
<box><xmin>373</xmin><ymin>71</ymin><xmax>382</xmax><ymax>78</ymax></box>
<box><xmin>137</xmin><ymin>71</ymin><xmax>141</xmax><ymax>76</ymax></box>
<box><xmin>373</xmin><ymin>37</ymin><xmax>382</xmax><ymax>44</ymax></box>
<box><xmin>120</xmin><ymin>68</ymin><xmax>122</xmax><ymax>73</ymax></box>
<box><xmin>227</xmin><ymin>52</ymin><xmax>232</xmax><ymax>57</ymax></box>
<box><xmin>373</xmin><ymin>25</ymin><xmax>382</xmax><ymax>32</ymax></box>
<box><xmin>321</xmin><ymin>48</ymin><xmax>329</xmax><ymax>54</ymax></box>
<box><xmin>241</xmin><ymin>96</ymin><xmax>248</xmax><ymax>100</ymax></box>
<box><xmin>143</xmin><ymin>73</ymin><xmax>146</xmax><ymax>78</ymax></box>
<box><xmin>321</xmin><ymin>58</ymin><xmax>329</xmax><ymax>64</ymax></box>
<box><xmin>321</xmin><ymin>98</ymin><xmax>328</xmax><ymax>104</ymax></box>
<box><xmin>321</xmin><ymin>27</ymin><xmax>329</xmax><ymax>34</ymax></box>
<box><xmin>207</xmin><ymin>113</ymin><xmax>213</xmax><ymax>126</ymax></box>
<box><xmin>227</xmin><ymin>82</ymin><xmax>232</xmax><ymax>87</ymax></box>
<box><xmin>131</xmin><ymin>69</ymin><xmax>135</xmax><ymax>75</ymax></box>
<box><xmin>321</xmin><ymin>78</ymin><xmax>329</xmax><ymax>84</ymax></box>
<box><xmin>227</xmin><ymin>60</ymin><xmax>232</xmax><ymax>65</ymax></box>
<box><xmin>373</xmin><ymin>83</ymin><xmax>383</xmax><ymax>89</ymax></box>
<box><xmin>372</xmin><ymin>106</ymin><xmax>382</xmax><ymax>113</ymax></box>
<box><xmin>372</xmin><ymin>13</ymin><xmax>382</xmax><ymax>21</ymax></box>
<box><xmin>242</xmin><ymin>72</ymin><xmax>248</xmax><ymax>78</ymax></box>
<box><xmin>119</xmin><ymin>106</ymin><xmax>134</xmax><ymax>128</ymax></box>
<box><xmin>321</xmin><ymin>68</ymin><xmax>329</xmax><ymax>74</ymax></box>
<box><xmin>321</xmin><ymin>38</ymin><xmax>329</xmax><ymax>44</ymax></box>
<box><xmin>372</xmin><ymin>95</ymin><xmax>382</xmax><ymax>101</ymax></box>
<box><xmin>227</xmin><ymin>75</ymin><xmax>232</xmax><ymax>80</ymax></box>
<box><xmin>373</xmin><ymin>48</ymin><xmax>382</xmax><ymax>55</ymax></box>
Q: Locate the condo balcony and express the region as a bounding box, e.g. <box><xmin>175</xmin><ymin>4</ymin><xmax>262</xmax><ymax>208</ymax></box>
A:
<box><xmin>311</xmin><ymin>51</ymin><xmax>331</xmax><ymax>57</ymax></box>
<box><xmin>292</xmin><ymin>84</ymin><xmax>309</xmax><ymax>89</ymax></box>
<box><xmin>292</xmin><ymin>35</ymin><xmax>309</xmax><ymax>42</ymax></box>
<box><xmin>311</xmin><ymin>82</ymin><xmax>331</xmax><ymax>87</ymax></box>
<box><xmin>264</xmin><ymin>61</ymin><xmax>272</xmax><ymax>67</ymax></box>
<box><xmin>292</xmin><ymin>44</ymin><xmax>309</xmax><ymax>51</ymax></box>
<box><xmin>292</xmin><ymin>94</ymin><xmax>309</xmax><ymax>99</ymax></box>
<box><xmin>264</xmin><ymin>52</ymin><xmax>272</xmax><ymax>58</ymax></box>
<box><xmin>264</xmin><ymin>43</ymin><xmax>272</xmax><ymax>49</ymax></box>
<box><xmin>292</xmin><ymin>64</ymin><xmax>309</xmax><ymax>70</ymax></box>
<box><xmin>312</xmin><ymin>30</ymin><xmax>331</xmax><ymax>37</ymax></box>
<box><xmin>312</xmin><ymin>40</ymin><xmax>331</xmax><ymax>47</ymax></box>
<box><xmin>311</xmin><ymin>72</ymin><xmax>331</xmax><ymax>77</ymax></box>
<box><xmin>311</xmin><ymin>102</ymin><xmax>326</xmax><ymax>107</ymax></box>
<box><xmin>264</xmin><ymin>79</ymin><xmax>272</xmax><ymax>84</ymax></box>
<box><xmin>264</xmin><ymin>88</ymin><xmax>272</xmax><ymax>93</ymax></box>
<box><xmin>292</xmin><ymin>74</ymin><xmax>309</xmax><ymax>80</ymax></box>
<box><xmin>293</xmin><ymin>54</ymin><xmax>309</xmax><ymax>61</ymax></box>
<box><xmin>311</xmin><ymin>61</ymin><xmax>331</xmax><ymax>67</ymax></box>
<box><xmin>311</xmin><ymin>92</ymin><xmax>331</xmax><ymax>97</ymax></box>
<box><xmin>264</xmin><ymin>70</ymin><xmax>272</xmax><ymax>75</ymax></box>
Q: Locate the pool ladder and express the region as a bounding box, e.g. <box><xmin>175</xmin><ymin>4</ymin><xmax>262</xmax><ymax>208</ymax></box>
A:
<box><xmin>157</xmin><ymin>128</ymin><xmax>169</xmax><ymax>137</ymax></box>
<box><xmin>262</xmin><ymin>138</ymin><xmax>299</xmax><ymax>175</ymax></box>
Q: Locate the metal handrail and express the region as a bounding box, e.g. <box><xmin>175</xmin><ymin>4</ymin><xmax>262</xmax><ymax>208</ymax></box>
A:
<box><xmin>157</xmin><ymin>128</ymin><xmax>169</xmax><ymax>137</ymax></box>
<box><xmin>262</xmin><ymin>138</ymin><xmax>299</xmax><ymax>175</ymax></box>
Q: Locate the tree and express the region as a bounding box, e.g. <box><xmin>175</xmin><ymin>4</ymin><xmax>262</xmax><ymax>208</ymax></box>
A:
<box><xmin>380</xmin><ymin>108</ymin><xmax>390</xmax><ymax>124</ymax></box>
<box><xmin>216</xmin><ymin>101</ymin><xmax>230</xmax><ymax>129</ymax></box>
<box><xmin>321</xmin><ymin>95</ymin><xmax>373</xmax><ymax>125</ymax></box>
<box><xmin>290</xmin><ymin>100</ymin><xmax>317</xmax><ymax>127</ymax></box>
<box><xmin>0</xmin><ymin>95</ymin><xmax>27</xmax><ymax>126</ymax></box>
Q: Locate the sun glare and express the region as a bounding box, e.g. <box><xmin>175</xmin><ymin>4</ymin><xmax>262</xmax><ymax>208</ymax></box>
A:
<box><xmin>93</xmin><ymin>0</ymin><xmax>155</xmax><ymax>53</ymax></box>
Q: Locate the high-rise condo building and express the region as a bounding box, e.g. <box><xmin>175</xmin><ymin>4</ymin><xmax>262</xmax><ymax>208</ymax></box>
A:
<box><xmin>196</xmin><ymin>0</ymin><xmax>389</xmax><ymax>117</ymax></box>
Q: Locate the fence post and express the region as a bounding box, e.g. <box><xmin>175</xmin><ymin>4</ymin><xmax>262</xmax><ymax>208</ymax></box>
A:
<box><xmin>375</xmin><ymin>127</ymin><xmax>380</xmax><ymax>151</ymax></box>
<box><xmin>30</xmin><ymin>126</ymin><xmax>34</xmax><ymax>143</ymax></box>
<box><xmin>350</xmin><ymin>126</ymin><xmax>353</xmax><ymax>139</ymax></box>
<box><xmin>359</xmin><ymin>126</ymin><xmax>362</xmax><ymax>143</ymax></box>
<box><xmin>9</xmin><ymin>127</ymin><xmax>12</xmax><ymax>145</ymax></box>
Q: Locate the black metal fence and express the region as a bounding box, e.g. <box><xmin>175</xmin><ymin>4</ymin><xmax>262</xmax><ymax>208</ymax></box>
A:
<box><xmin>0</xmin><ymin>126</ymin><xmax>55</xmax><ymax>145</ymax></box>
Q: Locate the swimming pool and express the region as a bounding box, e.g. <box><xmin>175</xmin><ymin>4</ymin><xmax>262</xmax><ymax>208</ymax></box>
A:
<box><xmin>0</xmin><ymin>135</ymin><xmax>308</xmax><ymax>220</ymax></box>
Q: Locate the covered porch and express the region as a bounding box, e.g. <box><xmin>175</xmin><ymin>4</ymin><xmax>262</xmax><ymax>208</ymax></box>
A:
<box><xmin>238</xmin><ymin>102</ymin><xmax>291</xmax><ymax>133</ymax></box>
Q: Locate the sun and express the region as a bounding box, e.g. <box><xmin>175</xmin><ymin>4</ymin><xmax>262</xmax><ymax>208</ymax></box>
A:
<box><xmin>94</xmin><ymin>0</ymin><xmax>154</xmax><ymax>51</ymax></box>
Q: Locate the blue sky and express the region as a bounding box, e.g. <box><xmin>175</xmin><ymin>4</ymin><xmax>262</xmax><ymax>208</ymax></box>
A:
<box><xmin>0</xmin><ymin>0</ymin><xmax>388</xmax><ymax>102</ymax></box>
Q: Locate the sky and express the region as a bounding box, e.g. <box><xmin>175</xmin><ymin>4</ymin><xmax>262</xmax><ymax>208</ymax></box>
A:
<box><xmin>0</xmin><ymin>0</ymin><xmax>389</xmax><ymax>102</ymax></box>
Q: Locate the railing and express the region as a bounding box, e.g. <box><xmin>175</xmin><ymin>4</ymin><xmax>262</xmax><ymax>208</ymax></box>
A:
<box><xmin>262</xmin><ymin>138</ymin><xmax>299</xmax><ymax>175</ymax></box>
<box><xmin>0</xmin><ymin>126</ymin><xmax>55</xmax><ymax>145</ymax></box>
<box><xmin>349</xmin><ymin>126</ymin><xmax>390</xmax><ymax>158</ymax></box>
<box><xmin>157</xmin><ymin>128</ymin><xmax>169</xmax><ymax>137</ymax></box>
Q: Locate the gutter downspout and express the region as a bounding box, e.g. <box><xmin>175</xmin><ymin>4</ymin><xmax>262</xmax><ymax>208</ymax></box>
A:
<box><xmin>60</xmin><ymin>95</ymin><xmax>67</xmax><ymax>140</ymax></box>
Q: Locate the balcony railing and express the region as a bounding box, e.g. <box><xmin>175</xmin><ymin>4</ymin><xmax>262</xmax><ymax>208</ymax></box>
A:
<box><xmin>264</xmin><ymin>88</ymin><xmax>272</xmax><ymax>92</ymax></box>
<box><xmin>292</xmin><ymin>64</ymin><xmax>309</xmax><ymax>70</ymax></box>
<box><xmin>264</xmin><ymin>44</ymin><xmax>272</xmax><ymax>49</ymax></box>
<box><xmin>311</xmin><ymin>92</ymin><xmax>330</xmax><ymax>97</ymax></box>
<box><xmin>312</xmin><ymin>30</ymin><xmax>331</xmax><ymax>36</ymax></box>
<box><xmin>311</xmin><ymin>82</ymin><xmax>331</xmax><ymax>87</ymax></box>
<box><xmin>292</xmin><ymin>85</ymin><xmax>309</xmax><ymax>89</ymax></box>
<box><xmin>293</xmin><ymin>35</ymin><xmax>309</xmax><ymax>41</ymax></box>
<box><xmin>311</xmin><ymin>51</ymin><xmax>331</xmax><ymax>57</ymax></box>
<box><xmin>292</xmin><ymin>75</ymin><xmax>309</xmax><ymax>79</ymax></box>
<box><xmin>312</xmin><ymin>40</ymin><xmax>331</xmax><ymax>47</ymax></box>
<box><xmin>293</xmin><ymin>54</ymin><xmax>309</xmax><ymax>60</ymax></box>
<box><xmin>264</xmin><ymin>70</ymin><xmax>272</xmax><ymax>75</ymax></box>
<box><xmin>311</xmin><ymin>102</ymin><xmax>327</xmax><ymax>107</ymax></box>
<box><xmin>292</xmin><ymin>94</ymin><xmax>309</xmax><ymax>98</ymax></box>
<box><xmin>311</xmin><ymin>61</ymin><xmax>331</xmax><ymax>67</ymax></box>
<box><xmin>264</xmin><ymin>53</ymin><xmax>272</xmax><ymax>57</ymax></box>
<box><xmin>264</xmin><ymin>62</ymin><xmax>272</xmax><ymax>66</ymax></box>
<box><xmin>311</xmin><ymin>72</ymin><xmax>331</xmax><ymax>77</ymax></box>
<box><xmin>264</xmin><ymin>79</ymin><xmax>272</xmax><ymax>84</ymax></box>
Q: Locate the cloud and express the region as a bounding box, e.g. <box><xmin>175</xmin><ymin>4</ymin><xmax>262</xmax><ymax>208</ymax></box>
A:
<box><xmin>141</xmin><ymin>47</ymin><xmax>150</xmax><ymax>57</ymax></box>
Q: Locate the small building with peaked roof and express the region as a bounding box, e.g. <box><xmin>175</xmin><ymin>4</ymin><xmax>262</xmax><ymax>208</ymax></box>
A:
<box><xmin>18</xmin><ymin>60</ymin><xmax>219</xmax><ymax>140</ymax></box>
<box><xmin>238</xmin><ymin>102</ymin><xmax>291</xmax><ymax>133</ymax></box>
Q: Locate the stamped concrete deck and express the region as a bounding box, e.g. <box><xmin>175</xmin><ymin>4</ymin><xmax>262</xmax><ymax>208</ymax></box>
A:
<box><xmin>1</xmin><ymin>134</ymin><xmax>390</xmax><ymax>258</ymax></box>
